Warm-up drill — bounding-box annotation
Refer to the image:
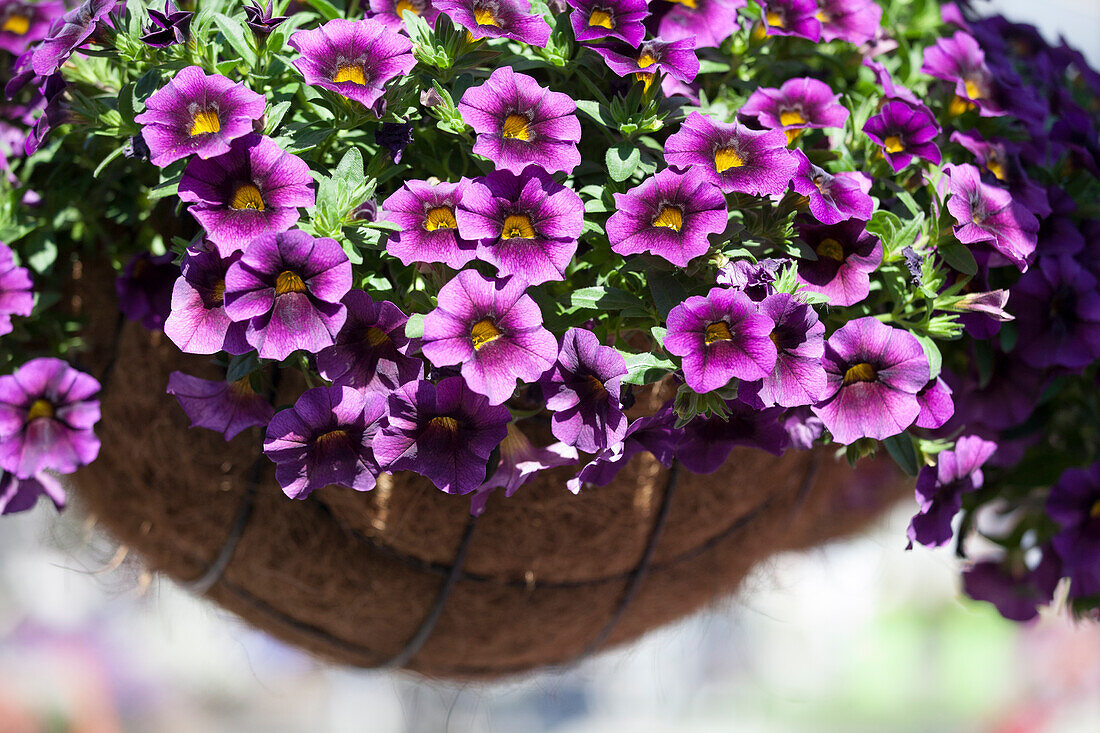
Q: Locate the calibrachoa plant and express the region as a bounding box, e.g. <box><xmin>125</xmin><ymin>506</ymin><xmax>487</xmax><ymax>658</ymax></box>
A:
<box><xmin>0</xmin><ymin>0</ymin><xmax>1099</xmax><ymax>625</ymax></box>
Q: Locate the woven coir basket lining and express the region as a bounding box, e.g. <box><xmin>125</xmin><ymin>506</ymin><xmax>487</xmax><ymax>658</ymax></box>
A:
<box><xmin>69</xmin><ymin>268</ymin><xmax>906</xmax><ymax>679</ymax></box>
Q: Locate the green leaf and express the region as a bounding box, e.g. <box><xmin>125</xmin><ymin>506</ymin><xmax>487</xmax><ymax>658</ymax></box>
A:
<box><xmin>883</xmin><ymin>433</ymin><xmax>921</xmax><ymax>477</ymax></box>
<box><xmin>568</xmin><ymin>286</ymin><xmax>646</xmax><ymax>312</ymax></box>
<box><xmin>212</xmin><ymin>13</ymin><xmax>257</xmax><ymax>67</ymax></box>
<box><xmin>301</xmin><ymin>0</ymin><xmax>341</xmax><ymax>21</ymax></box>
<box><xmin>405</xmin><ymin>313</ymin><xmax>425</xmax><ymax>339</ymax></box>
<box><xmin>93</xmin><ymin>145</ymin><xmax>127</xmax><ymax>178</ymax></box>
<box><xmin>606</xmin><ymin>143</ymin><xmax>641</xmax><ymax>182</ymax></box>
<box><xmin>226</xmin><ymin>353</ymin><xmax>260</xmax><ymax>383</ymax></box>
<box><xmin>648</xmin><ymin>272</ymin><xmax>687</xmax><ymax>318</ymax></box>
<box><xmin>575</xmin><ymin>99</ymin><xmax>613</xmax><ymax>127</ymax></box>
<box><xmin>334</xmin><ymin>147</ymin><xmax>364</xmax><ymax>188</ymax></box>
<box><xmin>938</xmin><ymin>241</ymin><xmax>978</xmax><ymax>276</ymax></box>
<box><xmin>621</xmin><ymin>352</ymin><xmax>677</xmax><ymax>385</ymax></box>
<box><xmin>263</xmin><ymin>101</ymin><xmax>292</xmax><ymax>135</ymax></box>
<box><xmin>913</xmin><ymin>332</ymin><xmax>942</xmax><ymax>381</ymax></box>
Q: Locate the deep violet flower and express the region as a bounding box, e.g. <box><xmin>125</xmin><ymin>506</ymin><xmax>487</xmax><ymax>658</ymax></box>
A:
<box><xmin>540</xmin><ymin>327</ymin><xmax>628</xmax><ymax>454</ymax></box>
<box><xmin>675</xmin><ymin>400</ymin><xmax>788</xmax><ymax>474</ymax></box>
<box><xmin>243</xmin><ymin>1</ymin><xmax>288</xmax><ymax>38</ymax></box>
<box><xmin>760</xmin><ymin>0</ymin><xmax>820</xmax><ymax>42</ymax></box>
<box><xmin>164</xmin><ymin>246</ymin><xmax>249</xmax><ymax>355</ymax></box>
<box><xmin>470</xmin><ymin>425</ymin><xmax>579</xmax><ymax>515</ymax></box>
<box><xmin>382</xmin><ymin>178</ymin><xmax>476</xmax><ymax>269</ymax></box>
<box><xmin>748</xmin><ymin>292</ymin><xmax>827</xmax><ymax>409</ymax></box>
<box><xmin>907</xmin><ymin>435</ymin><xmax>996</xmax><ymax>548</ymax></box>
<box><xmin>177</xmin><ymin>134</ymin><xmax>315</xmax><ymax>254</ymax></box>
<box><xmin>140</xmin><ymin>1</ymin><xmax>193</xmax><ymax>48</ymax></box>
<box><xmin>374</xmin><ymin>376</ymin><xmax>512</xmax><ymax>495</ymax></box>
<box><xmin>740</xmin><ymin>78</ymin><xmax>849</xmax><ymax>143</ymax></box>
<box><xmin>566</xmin><ymin>0</ymin><xmax>648</xmax><ymax>46</ymax></box>
<box><xmin>812</xmin><ymin>317</ymin><xmax>929</xmax><ymax>445</ymax></box>
<box><xmin>375</xmin><ymin>121</ymin><xmax>413</xmax><ymax>164</ymax></box>
<box><xmin>0</xmin><ymin>0</ymin><xmax>63</xmax><ymax>55</ymax></box>
<box><xmin>790</xmin><ymin>150</ymin><xmax>873</xmax><ymax>225</ymax></box>
<box><xmin>794</xmin><ymin>217</ymin><xmax>883</xmax><ymax>306</ymax></box>
<box><xmin>1047</xmin><ymin>464</ymin><xmax>1100</xmax><ymax>598</ymax></box>
<box><xmin>716</xmin><ymin>258</ymin><xmax>784</xmax><ymax>301</ymax></box>
<box><xmin>657</xmin><ymin>0</ymin><xmax>743</xmax><ymax>49</ymax></box>
<box><xmin>567</xmin><ymin>406</ymin><xmax>678</xmax><ymax>493</ymax></box>
<box><xmin>115</xmin><ymin>251</ymin><xmax>178</xmax><ymax>331</ymax></box>
<box><xmin>950</xmin><ymin>131</ymin><xmax>1050</xmax><ymax>219</ymax></box>
<box><xmin>316</xmin><ymin>290</ymin><xmax>422</xmax><ymax>393</ymax></box>
<box><xmin>915</xmin><ymin>377</ymin><xmax>954</xmax><ymax>429</ymax></box>
<box><xmin>457</xmin><ymin>66</ymin><xmax>581</xmax><ymax>175</ymax></box>
<box><xmin>422</xmin><ymin>269</ymin><xmax>557</xmax><ymax>405</ymax></box>
<box><xmin>605</xmin><ymin>167</ymin><xmax>727</xmax><ymax>267</ymax></box>
<box><xmin>1012</xmin><ymin>255</ymin><xmax>1100</xmax><ymax>371</ymax></box>
<box><xmin>29</xmin><ymin>0</ymin><xmax>115</xmax><ymax>76</ymax></box>
<box><xmin>862</xmin><ymin>57</ymin><xmax>922</xmax><ymax>107</ymax></box>
<box><xmin>816</xmin><ymin>0</ymin><xmax>882</xmax><ymax>45</ymax></box>
<box><xmin>223</xmin><ymin>230</ymin><xmax>352</xmax><ymax>361</ymax></box>
<box><xmin>592</xmin><ymin>37</ymin><xmax>700</xmax><ymax>91</ymax></box>
<box><xmin>963</xmin><ymin>553</ymin><xmax>1061</xmax><ymax>622</ymax></box>
<box><xmin>943</xmin><ymin>163</ymin><xmax>1038</xmax><ymax>272</ymax></box>
<box><xmin>0</xmin><ymin>471</ymin><xmax>65</xmax><ymax>515</ymax></box>
<box><xmin>166</xmin><ymin>371</ymin><xmax>275</xmax><ymax>441</ymax></box>
<box><xmin>264</xmin><ymin>386</ymin><xmax>387</xmax><ymax>499</ymax></box>
<box><xmin>665</xmin><ymin>287</ymin><xmax>777</xmax><ymax>394</ymax></box>
<box><xmin>134</xmin><ymin>66</ymin><xmax>267</xmax><ymax>168</ymax></box>
<box><xmin>434</xmin><ymin>0</ymin><xmax>551</xmax><ymax>46</ymax></box>
<box><xmin>862</xmin><ymin>100</ymin><xmax>941</xmax><ymax>172</ymax></box>
<box><xmin>665</xmin><ymin>112</ymin><xmax>797</xmax><ymax>196</ymax></box>
<box><xmin>369</xmin><ymin>0</ymin><xmax>440</xmax><ymax>31</ymax></box>
<box><xmin>288</xmin><ymin>18</ymin><xmax>416</xmax><ymax>111</ymax></box>
<box><xmin>455</xmin><ymin>167</ymin><xmax>584</xmax><ymax>286</ymax></box>
<box><xmin>0</xmin><ymin>358</ymin><xmax>100</xmax><ymax>479</ymax></box>
<box><xmin>0</xmin><ymin>241</ymin><xmax>33</xmax><ymax>337</ymax></box>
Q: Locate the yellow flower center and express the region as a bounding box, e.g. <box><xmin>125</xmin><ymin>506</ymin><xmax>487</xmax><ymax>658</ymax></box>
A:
<box><xmin>425</xmin><ymin>206</ymin><xmax>457</xmax><ymax>231</ymax></box>
<box><xmin>315</xmin><ymin>429</ymin><xmax>350</xmax><ymax>450</ymax></box>
<box><xmin>364</xmin><ymin>326</ymin><xmax>390</xmax><ymax>347</ymax></box>
<box><xmin>883</xmin><ymin>135</ymin><xmax>904</xmax><ymax>154</ymax></box>
<box><xmin>634</xmin><ymin>72</ymin><xmax>655</xmax><ymax>91</ymax></box>
<box><xmin>27</xmin><ymin>399</ymin><xmax>54</xmax><ymax>421</ymax></box>
<box><xmin>784</xmin><ymin>128</ymin><xmax>804</xmax><ymax>145</ymax></box>
<box><xmin>816</xmin><ymin>238</ymin><xmax>845</xmax><ymax>261</ymax></box>
<box><xmin>502</xmin><ymin>113</ymin><xmax>531</xmax><ymax>140</ymax></box>
<box><xmin>673</xmin><ymin>0</ymin><xmax>697</xmax><ymax>7</ymax></box>
<box><xmin>652</xmin><ymin>206</ymin><xmax>684</xmax><ymax>232</ymax></box>
<box><xmin>949</xmin><ymin>96</ymin><xmax>974</xmax><ymax>116</ymax></box>
<box><xmin>964</xmin><ymin>79</ymin><xmax>983</xmax><ymax>100</ymax></box>
<box><xmin>501</xmin><ymin>214</ymin><xmax>534</xmax><ymax>239</ymax></box>
<box><xmin>3</xmin><ymin>15</ymin><xmax>31</xmax><ymax>35</ymax></box>
<box><xmin>1090</xmin><ymin>499</ymin><xmax>1100</xmax><ymax>519</ymax></box>
<box><xmin>815</xmin><ymin>9</ymin><xmax>830</xmax><ymax>22</ymax></box>
<box><xmin>769</xmin><ymin>330</ymin><xmax>780</xmax><ymax>347</ymax></box>
<box><xmin>394</xmin><ymin>0</ymin><xmax>419</xmax><ymax>15</ymax></box>
<box><xmin>588</xmin><ymin>9</ymin><xmax>614</xmax><ymax>29</ymax></box>
<box><xmin>473</xmin><ymin>7</ymin><xmax>498</xmax><ymax>26</ymax></box>
<box><xmin>637</xmin><ymin>51</ymin><xmax>657</xmax><ymax>68</ymax></box>
<box><xmin>209</xmin><ymin>279</ymin><xmax>226</xmax><ymax>307</ymax></box>
<box><xmin>229</xmin><ymin>377</ymin><xmax>255</xmax><ymax>397</ymax></box>
<box><xmin>470</xmin><ymin>318</ymin><xmax>502</xmax><ymax>350</ymax></box>
<box><xmin>843</xmin><ymin>362</ymin><xmax>877</xmax><ymax>385</ymax></box>
<box><xmin>766</xmin><ymin>11</ymin><xmax>785</xmax><ymax>28</ymax></box>
<box><xmin>704</xmin><ymin>321</ymin><xmax>733</xmax><ymax>345</ymax></box>
<box><xmin>275</xmin><ymin>270</ymin><xmax>307</xmax><ymax>296</ymax></box>
<box><xmin>189</xmin><ymin>109</ymin><xmax>221</xmax><ymax>136</ymax></box>
<box><xmin>333</xmin><ymin>64</ymin><xmax>366</xmax><ymax>85</ymax></box>
<box><xmin>230</xmin><ymin>183</ymin><xmax>265</xmax><ymax>211</ymax></box>
<box><xmin>429</xmin><ymin>415</ymin><xmax>460</xmax><ymax>434</ymax></box>
<box><xmin>986</xmin><ymin>157</ymin><xmax>1007</xmax><ymax>182</ymax></box>
<box><xmin>779</xmin><ymin>110</ymin><xmax>806</xmax><ymax>126</ymax></box>
<box><xmin>714</xmin><ymin>147</ymin><xmax>745</xmax><ymax>172</ymax></box>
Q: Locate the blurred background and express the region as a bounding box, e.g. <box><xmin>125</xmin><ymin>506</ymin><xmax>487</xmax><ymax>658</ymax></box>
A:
<box><xmin>3</xmin><ymin>3</ymin><xmax>1100</xmax><ymax>732</ymax></box>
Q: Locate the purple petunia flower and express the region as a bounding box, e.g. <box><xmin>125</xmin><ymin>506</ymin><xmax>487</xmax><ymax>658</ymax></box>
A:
<box><xmin>382</xmin><ymin>178</ymin><xmax>476</xmax><ymax>269</ymax></box>
<box><xmin>0</xmin><ymin>471</ymin><xmax>65</xmax><ymax>515</ymax></box>
<box><xmin>0</xmin><ymin>0</ymin><xmax>63</xmax><ymax>55</ymax></box>
<box><xmin>369</xmin><ymin>0</ymin><xmax>441</xmax><ymax>31</ymax></box>
<box><xmin>665</xmin><ymin>112</ymin><xmax>797</xmax><ymax>196</ymax></box>
<box><xmin>962</xmin><ymin>552</ymin><xmax>1061</xmax><ymax>622</ymax></box>
<box><xmin>665</xmin><ymin>287</ymin><xmax>777</xmax><ymax>394</ymax></box>
<box><xmin>862</xmin><ymin>57</ymin><xmax>922</xmax><ymax>107</ymax></box>
<box><xmin>567</xmin><ymin>0</ymin><xmax>648</xmax><ymax>46</ymax></box>
<box><xmin>0</xmin><ymin>241</ymin><xmax>34</xmax><ymax>337</ymax></box>
<box><xmin>907</xmin><ymin>435</ymin><xmax>996</xmax><ymax>548</ymax></box>
<box><xmin>288</xmin><ymin>18</ymin><xmax>416</xmax><ymax>111</ymax></box>
<box><xmin>943</xmin><ymin>163</ymin><xmax>1038</xmax><ymax>272</ymax></box>
<box><xmin>862</xmin><ymin>100</ymin><xmax>941</xmax><ymax>172</ymax></box>
<box><xmin>567</xmin><ymin>405</ymin><xmax>678</xmax><ymax>493</ymax></box>
<box><xmin>29</xmin><ymin>0</ymin><xmax>115</xmax><ymax>76</ymax></box>
<box><xmin>1012</xmin><ymin>255</ymin><xmax>1100</xmax><ymax>371</ymax></box>
<box><xmin>657</xmin><ymin>0</ymin><xmax>743</xmax><ymax>49</ymax></box>
<box><xmin>540</xmin><ymin>327</ymin><xmax>628</xmax><ymax>454</ymax></box>
<box><xmin>376</xmin><ymin>121</ymin><xmax>413</xmax><ymax>163</ymax></box>
<box><xmin>816</xmin><ymin>0</ymin><xmax>881</xmax><ymax>45</ymax></box>
<box><xmin>914</xmin><ymin>376</ymin><xmax>954</xmax><ymax>429</ymax></box>
<box><xmin>794</xmin><ymin>217</ymin><xmax>883</xmax><ymax>306</ymax></box>
<box><xmin>1047</xmin><ymin>464</ymin><xmax>1100</xmax><ymax>598</ymax></box>
<box><xmin>760</xmin><ymin>0</ymin><xmax>820</xmax><ymax>42</ymax></box>
<box><xmin>435</xmin><ymin>0</ymin><xmax>551</xmax><ymax>45</ymax></box>
<box><xmin>470</xmin><ymin>425</ymin><xmax>578</xmax><ymax>515</ymax></box>
<box><xmin>140</xmin><ymin>1</ymin><xmax>193</xmax><ymax>48</ymax></box>
<box><xmin>716</xmin><ymin>258</ymin><xmax>784</xmax><ymax>301</ymax></box>
<box><xmin>675</xmin><ymin>400</ymin><xmax>788</xmax><ymax>473</ymax></box>
<box><xmin>316</xmin><ymin>290</ymin><xmax>422</xmax><ymax>393</ymax></box>
<box><xmin>812</xmin><ymin>317</ymin><xmax>929</xmax><ymax>445</ymax></box>
<box><xmin>921</xmin><ymin>31</ymin><xmax>1008</xmax><ymax>118</ymax></box>
<box><xmin>422</xmin><ymin>269</ymin><xmax>556</xmax><ymax>405</ymax></box>
<box><xmin>134</xmin><ymin>66</ymin><xmax>266</xmax><ymax>168</ymax></box>
<box><xmin>457</xmin><ymin>66</ymin><xmax>581</xmax><ymax>175</ymax></box>
<box><xmin>790</xmin><ymin>150</ymin><xmax>873</xmax><ymax>225</ymax></box>
<box><xmin>592</xmin><ymin>37</ymin><xmax>700</xmax><ymax>91</ymax></box>
<box><xmin>178</xmin><ymin>134</ymin><xmax>315</xmax><ymax>254</ymax></box>
<box><xmin>781</xmin><ymin>406</ymin><xmax>824</xmax><ymax>450</ymax></box>
<box><xmin>605</xmin><ymin>167</ymin><xmax>727</xmax><ymax>267</ymax></box>
<box><xmin>740</xmin><ymin>77</ymin><xmax>849</xmax><ymax>144</ymax></box>
<box><xmin>223</xmin><ymin>230</ymin><xmax>352</xmax><ymax>360</ymax></box>
<box><xmin>264</xmin><ymin>386</ymin><xmax>387</xmax><ymax>499</ymax></box>
<box><xmin>455</xmin><ymin>167</ymin><xmax>584</xmax><ymax>286</ymax></box>
<box><xmin>747</xmin><ymin>292</ymin><xmax>827</xmax><ymax>408</ymax></box>
<box><xmin>166</xmin><ymin>371</ymin><xmax>275</xmax><ymax>441</ymax></box>
<box><xmin>164</xmin><ymin>246</ymin><xmax>249</xmax><ymax>355</ymax></box>
<box><xmin>950</xmin><ymin>131</ymin><xmax>1050</xmax><ymax>219</ymax></box>
<box><xmin>243</xmin><ymin>1</ymin><xmax>288</xmax><ymax>38</ymax></box>
<box><xmin>116</xmin><ymin>251</ymin><xmax>178</xmax><ymax>331</ymax></box>
<box><xmin>375</xmin><ymin>376</ymin><xmax>512</xmax><ymax>495</ymax></box>
<box><xmin>0</xmin><ymin>358</ymin><xmax>100</xmax><ymax>479</ymax></box>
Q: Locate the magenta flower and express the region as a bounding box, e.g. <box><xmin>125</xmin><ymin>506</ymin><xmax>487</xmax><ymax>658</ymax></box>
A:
<box><xmin>606</xmin><ymin>167</ymin><xmax>727</xmax><ymax>267</ymax></box>
<box><xmin>435</xmin><ymin>0</ymin><xmax>551</xmax><ymax>45</ymax></box>
<box><xmin>1012</xmin><ymin>255</ymin><xmax>1100</xmax><ymax>370</ymax></box>
<box><xmin>794</xmin><ymin>218</ymin><xmax>883</xmax><ymax>306</ymax></box>
<box><xmin>316</xmin><ymin>290</ymin><xmax>422</xmax><ymax>393</ymax></box>
<box><xmin>665</xmin><ymin>287</ymin><xmax>777</xmax><ymax>394</ymax></box>
<box><xmin>921</xmin><ymin>31</ymin><xmax>1007</xmax><ymax>117</ymax></box>
<box><xmin>422</xmin><ymin>269</ymin><xmax>556</xmax><ymax>405</ymax></box>
<box><xmin>812</xmin><ymin>317</ymin><xmax>929</xmax><ymax>445</ymax></box>
<box><xmin>862</xmin><ymin>101</ymin><xmax>941</xmax><ymax>172</ymax></box>
<box><xmin>915</xmin><ymin>377</ymin><xmax>954</xmax><ymax>429</ymax></box>
<box><xmin>470</xmin><ymin>425</ymin><xmax>578</xmax><ymax>515</ymax></box>
<box><xmin>567</xmin><ymin>406</ymin><xmax>677</xmax><ymax>493</ymax></box>
<box><xmin>717</xmin><ymin>258</ymin><xmax>783</xmax><ymax>301</ymax></box>
<box><xmin>760</xmin><ymin>0</ymin><xmax>820</xmax><ymax>42</ymax></box>
<box><xmin>1047</xmin><ymin>464</ymin><xmax>1100</xmax><ymax>598</ymax></box>
<box><xmin>164</xmin><ymin>246</ymin><xmax>249</xmax><ymax>355</ymax></box>
<box><xmin>223</xmin><ymin>230</ymin><xmax>352</xmax><ymax>361</ymax></box>
<box><xmin>116</xmin><ymin>251</ymin><xmax>178</xmax><ymax>331</ymax></box>
<box><xmin>375</xmin><ymin>376</ymin><xmax>511</xmax><ymax>495</ymax></box>
<box><xmin>166</xmin><ymin>371</ymin><xmax>275</xmax><ymax>441</ymax></box>
<box><xmin>140</xmin><ymin>1</ymin><xmax>193</xmax><ymax>48</ymax></box>
<box><xmin>675</xmin><ymin>400</ymin><xmax>788</xmax><ymax>473</ymax></box>
<box><xmin>908</xmin><ymin>435</ymin><xmax>997</xmax><ymax>548</ymax></box>
<box><xmin>657</xmin><ymin>0</ymin><xmax>742</xmax><ymax>49</ymax></box>
<box><xmin>592</xmin><ymin>37</ymin><xmax>700</xmax><ymax>90</ymax></box>
<box><xmin>243</xmin><ymin>1</ymin><xmax>287</xmax><ymax>38</ymax></box>
<box><xmin>455</xmin><ymin>167</ymin><xmax>584</xmax><ymax>286</ymax></box>
<box><xmin>816</xmin><ymin>0</ymin><xmax>882</xmax><ymax>45</ymax></box>
<box><xmin>749</xmin><ymin>292</ymin><xmax>827</xmax><ymax>409</ymax></box>
<box><xmin>862</xmin><ymin>57</ymin><xmax>922</xmax><ymax>107</ymax></box>
<box><xmin>665</xmin><ymin>112</ymin><xmax>797</xmax><ymax>196</ymax></box>
<box><xmin>0</xmin><ymin>471</ymin><xmax>64</xmax><ymax>515</ymax></box>
<box><xmin>458</xmin><ymin>66</ymin><xmax>581</xmax><ymax>175</ymax></box>
<box><xmin>740</xmin><ymin>77</ymin><xmax>849</xmax><ymax>143</ymax></box>
<box><xmin>29</xmin><ymin>0</ymin><xmax>115</xmax><ymax>76</ymax></box>
<box><xmin>264</xmin><ymin>386</ymin><xmax>387</xmax><ymax>499</ymax></box>
<box><xmin>962</xmin><ymin>553</ymin><xmax>1060</xmax><ymax>622</ymax></box>
<box><xmin>0</xmin><ymin>1</ymin><xmax>63</xmax><ymax>55</ymax></box>
<box><xmin>0</xmin><ymin>358</ymin><xmax>100</xmax><ymax>479</ymax></box>
<box><xmin>0</xmin><ymin>241</ymin><xmax>34</xmax><ymax>337</ymax></box>
<box><xmin>369</xmin><ymin>0</ymin><xmax>441</xmax><ymax>31</ymax></box>
<box><xmin>540</xmin><ymin>327</ymin><xmax>628</xmax><ymax>454</ymax></box>
<box><xmin>382</xmin><ymin>178</ymin><xmax>476</xmax><ymax>269</ymax></box>
<box><xmin>790</xmin><ymin>150</ymin><xmax>873</xmax><ymax>225</ymax></box>
<box><xmin>566</xmin><ymin>0</ymin><xmax>648</xmax><ymax>46</ymax></box>
<box><xmin>134</xmin><ymin>66</ymin><xmax>266</xmax><ymax>168</ymax></box>
<box><xmin>943</xmin><ymin>163</ymin><xmax>1038</xmax><ymax>272</ymax></box>
<box><xmin>950</xmin><ymin>131</ymin><xmax>1050</xmax><ymax>219</ymax></box>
